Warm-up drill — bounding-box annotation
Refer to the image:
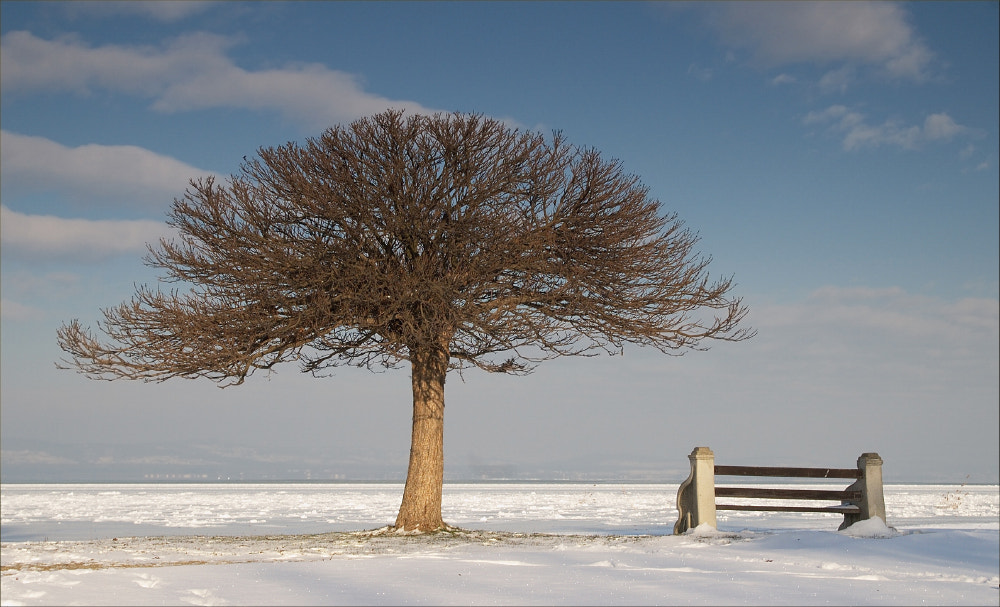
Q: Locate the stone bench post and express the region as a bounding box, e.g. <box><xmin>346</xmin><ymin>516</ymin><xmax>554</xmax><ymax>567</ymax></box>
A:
<box><xmin>839</xmin><ymin>452</ymin><xmax>886</xmax><ymax>530</ymax></box>
<box><xmin>673</xmin><ymin>446</ymin><xmax>717</xmax><ymax>534</ymax></box>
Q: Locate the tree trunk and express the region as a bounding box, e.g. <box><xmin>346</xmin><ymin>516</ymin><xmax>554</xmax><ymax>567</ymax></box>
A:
<box><xmin>394</xmin><ymin>342</ymin><xmax>449</xmax><ymax>531</ymax></box>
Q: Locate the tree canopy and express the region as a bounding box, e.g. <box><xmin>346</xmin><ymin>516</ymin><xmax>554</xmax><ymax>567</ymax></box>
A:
<box><xmin>58</xmin><ymin>110</ymin><xmax>753</xmax><ymax>530</ymax></box>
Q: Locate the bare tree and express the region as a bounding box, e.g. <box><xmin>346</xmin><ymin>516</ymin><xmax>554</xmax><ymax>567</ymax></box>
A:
<box><xmin>58</xmin><ymin>110</ymin><xmax>754</xmax><ymax>531</ymax></box>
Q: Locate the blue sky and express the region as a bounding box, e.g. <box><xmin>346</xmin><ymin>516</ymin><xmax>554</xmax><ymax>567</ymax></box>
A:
<box><xmin>2</xmin><ymin>1</ymin><xmax>997</xmax><ymax>483</ymax></box>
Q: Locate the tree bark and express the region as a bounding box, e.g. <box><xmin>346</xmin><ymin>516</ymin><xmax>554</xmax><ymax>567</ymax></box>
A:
<box><xmin>393</xmin><ymin>342</ymin><xmax>449</xmax><ymax>531</ymax></box>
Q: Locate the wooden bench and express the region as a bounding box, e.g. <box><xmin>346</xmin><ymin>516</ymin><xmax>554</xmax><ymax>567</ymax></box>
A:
<box><xmin>673</xmin><ymin>447</ymin><xmax>885</xmax><ymax>534</ymax></box>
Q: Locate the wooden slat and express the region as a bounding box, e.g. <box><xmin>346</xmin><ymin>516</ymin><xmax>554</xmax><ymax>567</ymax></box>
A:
<box><xmin>715</xmin><ymin>465</ymin><xmax>860</xmax><ymax>479</ymax></box>
<box><xmin>717</xmin><ymin>504</ymin><xmax>861</xmax><ymax>514</ymax></box>
<box><xmin>716</xmin><ymin>487</ymin><xmax>861</xmax><ymax>501</ymax></box>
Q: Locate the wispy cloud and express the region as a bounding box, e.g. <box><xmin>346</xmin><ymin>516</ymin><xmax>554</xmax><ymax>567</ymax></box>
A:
<box><xmin>0</xmin><ymin>450</ymin><xmax>77</xmax><ymax>466</ymax></box>
<box><xmin>803</xmin><ymin>106</ymin><xmax>972</xmax><ymax>151</ymax></box>
<box><xmin>737</xmin><ymin>286</ymin><xmax>999</xmax><ymax>399</ymax></box>
<box><xmin>756</xmin><ymin>286</ymin><xmax>999</xmax><ymax>354</ymax></box>
<box><xmin>0</xmin><ymin>31</ymin><xmax>438</xmax><ymax>130</ymax></box>
<box><xmin>0</xmin><ymin>131</ymin><xmax>209</xmax><ymax>209</ymax></box>
<box><xmin>817</xmin><ymin>66</ymin><xmax>855</xmax><ymax>94</ymax></box>
<box><xmin>687</xmin><ymin>63</ymin><xmax>714</xmax><ymax>83</ymax></box>
<box><xmin>0</xmin><ymin>205</ymin><xmax>172</xmax><ymax>260</ymax></box>
<box><xmin>633</xmin><ymin>283</ymin><xmax>998</xmax><ymax>467</ymax></box>
<box><xmin>703</xmin><ymin>2</ymin><xmax>935</xmax><ymax>86</ymax></box>
<box><xmin>0</xmin><ymin>299</ymin><xmax>46</xmax><ymax>322</ymax></box>
<box><xmin>0</xmin><ymin>271</ymin><xmax>82</xmax><ymax>320</ymax></box>
<box><xmin>63</xmin><ymin>1</ymin><xmax>217</xmax><ymax>22</ymax></box>
<box><xmin>62</xmin><ymin>0</ymin><xmax>217</xmax><ymax>23</ymax></box>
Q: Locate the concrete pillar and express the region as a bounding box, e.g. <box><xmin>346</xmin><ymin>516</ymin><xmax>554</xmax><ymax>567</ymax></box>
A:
<box><xmin>673</xmin><ymin>446</ymin><xmax>717</xmax><ymax>534</ymax></box>
<box><xmin>857</xmin><ymin>452</ymin><xmax>886</xmax><ymax>522</ymax></box>
<box><xmin>840</xmin><ymin>452</ymin><xmax>886</xmax><ymax>529</ymax></box>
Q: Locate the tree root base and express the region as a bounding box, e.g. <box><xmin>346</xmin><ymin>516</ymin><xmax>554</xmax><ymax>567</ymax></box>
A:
<box><xmin>383</xmin><ymin>523</ymin><xmax>461</xmax><ymax>535</ymax></box>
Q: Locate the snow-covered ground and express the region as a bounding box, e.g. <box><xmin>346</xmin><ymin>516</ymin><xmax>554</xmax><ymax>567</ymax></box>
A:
<box><xmin>2</xmin><ymin>483</ymin><xmax>997</xmax><ymax>605</ymax></box>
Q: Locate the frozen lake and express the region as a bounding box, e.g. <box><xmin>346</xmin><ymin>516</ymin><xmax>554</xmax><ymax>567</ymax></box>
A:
<box><xmin>2</xmin><ymin>482</ymin><xmax>997</xmax><ymax>542</ymax></box>
<box><xmin>2</xmin><ymin>483</ymin><xmax>997</xmax><ymax>606</ymax></box>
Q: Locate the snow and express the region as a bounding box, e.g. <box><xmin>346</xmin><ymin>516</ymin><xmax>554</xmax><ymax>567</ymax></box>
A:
<box><xmin>2</xmin><ymin>483</ymin><xmax>997</xmax><ymax>605</ymax></box>
<box><xmin>837</xmin><ymin>516</ymin><xmax>899</xmax><ymax>539</ymax></box>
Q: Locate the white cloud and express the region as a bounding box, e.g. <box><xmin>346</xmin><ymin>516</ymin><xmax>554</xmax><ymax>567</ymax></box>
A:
<box><xmin>0</xmin><ymin>131</ymin><xmax>209</xmax><ymax>208</ymax></box>
<box><xmin>817</xmin><ymin>66</ymin><xmax>855</xmax><ymax>94</ymax></box>
<box><xmin>0</xmin><ymin>31</ymin><xmax>221</xmax><ymax>96</ymax></box>
<box><xmin>803</xmin><ymin>106</ymin><xmax>972</xmax><ymax>151</ymax></box>
<box><xmin>705</xmin><ymin>1</ymin><xmax>935</xmax><ymax>84</ymax></box>
<box><xmin>0</xmin><ymin>205</ymin><xmax>172</xmax><ymax>260</ymax></box>
<box><xmin>770</xmin><ymin>73</ymin><xmax>796</xmax><ymax>86</ymax></box>
<box><xmin>0</xmin><ymin>31</ymin><xmax>438</xmax><ymax>130</ymax></box>
<box><xmin>922</xmin><ymin>113</ymin><xmax>969</xmax><ymax>141</ymax></box>
<box><xmin>802</xmin><ymin>104</ymin><xmax>850</xmax><ymax>124</ymax></box>
<box><xmin>842</xmin><ymin>119</ymin><xmax>921</xmax><ymax>151</ymax></box>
